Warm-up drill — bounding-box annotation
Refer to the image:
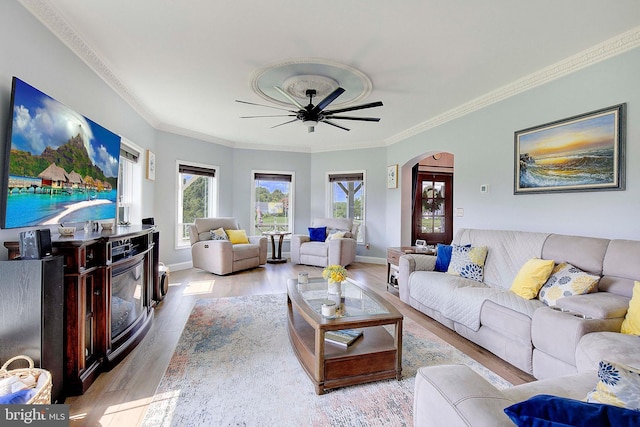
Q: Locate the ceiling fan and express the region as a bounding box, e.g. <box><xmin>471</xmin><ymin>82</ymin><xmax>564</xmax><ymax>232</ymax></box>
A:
<box><xmin>236</xmin><ymin>87</ymin><xmax>383</xmax><ymax>133</ymax></box>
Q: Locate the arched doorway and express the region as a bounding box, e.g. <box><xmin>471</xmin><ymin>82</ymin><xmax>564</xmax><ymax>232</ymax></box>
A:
<box><xmin>411</xmin><ymin>152</ymin><xmax>454</xmax><ymax>245</ymax></box>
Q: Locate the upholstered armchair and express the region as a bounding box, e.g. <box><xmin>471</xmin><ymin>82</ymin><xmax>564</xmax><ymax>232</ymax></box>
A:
<box><xmin>290</xmin><ymin>218</ymin><xmax>358</xmax><ymax>267</ymax></box>
<box><xmin>189</xmin><ymin>217</ymin><xmax>267</xmax><ymax>275</ymax></box>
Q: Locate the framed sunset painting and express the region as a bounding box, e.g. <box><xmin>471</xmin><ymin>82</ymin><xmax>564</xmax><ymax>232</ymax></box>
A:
<box><xmin>514</xmin><ymin>104</ymin><xmax>625</xmax><ymax>194</ymax></box>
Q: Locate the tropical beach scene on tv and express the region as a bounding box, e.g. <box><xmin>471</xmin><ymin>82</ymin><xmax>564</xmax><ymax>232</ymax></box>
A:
<box><xmin>3</xmin><ymin>77</ymin><xmax>121</xmax><ymax>229</ymax></box>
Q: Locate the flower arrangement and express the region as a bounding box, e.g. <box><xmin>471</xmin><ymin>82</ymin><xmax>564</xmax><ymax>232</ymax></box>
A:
<box><xmin>322</xmin><ymin>264</ymin><xmax>347</xmax><ymax>283</ymax></box>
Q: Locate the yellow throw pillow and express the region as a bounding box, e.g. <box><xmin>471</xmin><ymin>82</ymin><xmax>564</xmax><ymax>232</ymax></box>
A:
<box><xmin>621</xmin><ymin>281</ymin><xmax>640</xmax><ymax>335</ymax></box>
<box><xmin>510</xmin><ymin>258</ymin><xmax>555</xmax><ymax>300</ymax></box>
<box><xmin>225</xmin><ymin>229</ymin><xmax>249</xmax><ymax>244</ymax></box>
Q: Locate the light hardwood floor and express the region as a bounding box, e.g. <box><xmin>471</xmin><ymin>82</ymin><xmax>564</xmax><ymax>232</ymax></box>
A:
<box><xmin>65</xmin><ymin>261</ymin><xmax>534</xmax><ymax>426</ymax></box>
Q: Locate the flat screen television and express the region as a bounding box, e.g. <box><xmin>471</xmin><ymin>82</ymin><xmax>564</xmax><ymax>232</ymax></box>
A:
<box><xmin>1</xmin><ymin>77</ymin><xmax>121</xmax><ymax>229</ymax></box>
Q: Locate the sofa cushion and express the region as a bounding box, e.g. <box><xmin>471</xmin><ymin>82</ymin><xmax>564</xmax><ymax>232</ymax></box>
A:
<box><xmin>586</xmin><ymin>360</ymin><xmax>640</xmax><ymax>410</ymax></box>
<box><xmin>194</xmin><ymin>217</ymin><xmax>238</xmax><ymax>242</ymax></box>
<box><xmin>226</xmin><ymin>229</ymin><xmax>249</xmax><ymax>244</ymax></box>
<box><xmin>576</xmin><ymin>332</ymin><xmax>640</xmax><ymax>372</ymax></box>
<box><xmin>510</xmin><ymin>258</ymin><xmax>555</xmax><ymax>299</ymax></box>
<box><xmin>308</xmin><ymin>227</ymin><xmax>327</xmax><ymax>242</ymax></box>
<box><xmin>447</xmin><ymin>245</ymin><xmax>488</xmax><ymax>282</ymax></box>
<box><xmin>300</xmin><ymin>241</ymin><xmax>328</xmax><ymax>257</ymax></box>
<box><xmin>481</xmin><ymin>295</ymin><xmax>543</xmax><ymax>343</ymax></box>
<box><xmin>621</xmin><ymin>281</ymin><xmax>640</xmax><ymax>335</ymax></box>
<box><xmin>453</xmin><ymin>228</ymin><xmax>549</xmax><ymax>289</ymax></box>
<box><xmin>505</xmin><ymin>394</ymin><xmax>640</xmax><ymax>427</ymax></box>
<box><xmin>538</xmin><ymin>262</ymin><xmax>600</xmax><ymax>306</ymax></box>
<box><xmin>555</xmin><ymin>292</ymin><xmax>630</xmax><ymax>320</ymax></box>
<box><xmin>232</xmin><ymin>243</ymin><xmax>259</xmax><ymax>261</ymax></box>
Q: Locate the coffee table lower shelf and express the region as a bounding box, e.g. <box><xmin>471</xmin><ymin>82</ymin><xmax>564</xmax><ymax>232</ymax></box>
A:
<box><xmin>287</xmin><ymin>305</ymin><xmax>401</xmax><ymax>395</ymax></box>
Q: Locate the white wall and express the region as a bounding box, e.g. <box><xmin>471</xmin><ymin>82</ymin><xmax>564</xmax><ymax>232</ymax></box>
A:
<box><xmin>154</xmin><ymin>131</ymin><xmax>234</xmax><ymax>266</ymax></box>
<box><xmin>389</xmin><ymin>47</ymin><xmax>640</xmax><ymax>244</ymax></box>
<box><xmin>311</xmin><ymin>147</ymin><xmax>387</xmax><ymax>259</ymax></box>
<box><xmin>0</xmin><ymin>2</ymin><xmax>156</xmax><ymax>257</ymax></box>
<box><xmin>2</xmin><ymin>1</ymin><xmax>638</xmax><ymax>267</ymax></box>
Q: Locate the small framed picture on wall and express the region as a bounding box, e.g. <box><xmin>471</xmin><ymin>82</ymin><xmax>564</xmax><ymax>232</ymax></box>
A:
<box><xmin>387</xmin><ymin>164</ymin><xmax>398</xmax><ymax>189</ymax></box>
<box><xmin>146</xmin><ymin>150</ymin><xmax>156</xmax><ymax>181</ymax></box>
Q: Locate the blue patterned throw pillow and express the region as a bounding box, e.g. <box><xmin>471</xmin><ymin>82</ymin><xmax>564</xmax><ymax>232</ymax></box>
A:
<box><xmin>586</xmin><ymin>360</ymin><xmax>640</xmax><ymax>410</ymax></box>
<box><xmin>447</xmin><ymin>245</ymin><xmax>488</xmax><ymax>282</ymax></box>
<box><xmin>210</xmin><ymin>227</ymin><xmax>228</xmax><ymax>241</ymax></box>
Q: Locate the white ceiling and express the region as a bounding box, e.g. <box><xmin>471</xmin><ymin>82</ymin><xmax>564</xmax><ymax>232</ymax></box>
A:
<box><xmin>21</xmin><ymin>0</ymin><xmax>640</xmax><ymax>152</ymax></box>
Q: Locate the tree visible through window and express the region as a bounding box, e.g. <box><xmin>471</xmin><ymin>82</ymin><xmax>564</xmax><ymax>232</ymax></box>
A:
<box><xmin>177</xmin><ymin>162</ymin><xmax>217</xmax><ymax>247</ymax></box>
<box><xmin>252</xmin><ymin>172</ymin><xmax>293</xmax><ymax>235</ymax></box>
<box><xmin>328</xmin><ymin>171</ymin><xmax>365</xmax><ymax>243</ymax></box>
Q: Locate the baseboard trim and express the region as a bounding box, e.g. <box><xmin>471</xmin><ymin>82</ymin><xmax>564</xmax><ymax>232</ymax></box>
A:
<box><xmin>356</xmin><ymin>255</ymin><xmax>385</xmax><ymax>265</ymax></box>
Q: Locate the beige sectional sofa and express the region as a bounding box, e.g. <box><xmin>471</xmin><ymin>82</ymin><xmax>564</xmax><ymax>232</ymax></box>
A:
<box><xmin>398</xmin><ymin>228</ymin><xmax>639</xmax><ymax>379</ymax></box>
<box><xmin>413</xmin><ymin>331</ymin><xmax>640</xmax><ymax>426</ymax></box>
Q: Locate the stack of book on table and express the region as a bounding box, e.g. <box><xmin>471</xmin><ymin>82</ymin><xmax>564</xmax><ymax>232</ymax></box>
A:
<box><xmin>325</xmin><ymin>329</ymin><xmax>363</xmax><ymax>347</ymax></box>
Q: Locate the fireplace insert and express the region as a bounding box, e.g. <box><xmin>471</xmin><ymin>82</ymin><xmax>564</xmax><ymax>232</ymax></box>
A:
<box><xmin>111</xmin><ymin>257</ymin><xmax>145</xmax><ymax>339</ymax></box>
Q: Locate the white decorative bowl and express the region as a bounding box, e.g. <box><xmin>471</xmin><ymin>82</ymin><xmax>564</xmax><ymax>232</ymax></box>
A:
<box><xmin>58</xmin><ymin>226</ymin><xmax>76</xmax><ymax>236</ymax></box>
<box><xmin>100</xmin><ymin>222</ymin><xmax>114</xmax><ymax>230</ymax></box>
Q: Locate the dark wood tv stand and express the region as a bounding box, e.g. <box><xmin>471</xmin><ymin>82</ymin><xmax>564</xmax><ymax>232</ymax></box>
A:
<box><xmin>4</xmin><ymin>225</ymin><xmax>158</xmax><ymax>396</ymax></box>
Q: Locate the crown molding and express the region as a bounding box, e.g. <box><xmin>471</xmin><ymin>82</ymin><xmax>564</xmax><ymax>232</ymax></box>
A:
<box><xmin>18</xmin><ymin>0</ymin><xmax>160</xmax><ymax>128</ymax></box>
<box><xmin>19</xmin><ymin>1</ymin><xmax>639</xmax><ymax>151</ymax></box>
<box><xmin>385</xmin><ymin>26</ymin><xmax>640</xmax><ymax>146</ymax></box>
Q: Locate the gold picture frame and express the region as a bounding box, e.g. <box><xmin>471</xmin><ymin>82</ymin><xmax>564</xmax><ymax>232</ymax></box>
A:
<box><xmin>387</xmin><ymin>164</ymin><xmax>398</xmax><ymax>189</ymax></box>
<box><xmin>146</xmin><ymin>150</ymin><xmax>156</xmax><ymax>181</ymax></box>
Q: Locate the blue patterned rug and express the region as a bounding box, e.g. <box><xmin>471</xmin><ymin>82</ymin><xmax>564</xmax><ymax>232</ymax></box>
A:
<box><xmin>142</xmin><ymin>294</ymin><xmax>510</xmax><ymax>426</ymax></box>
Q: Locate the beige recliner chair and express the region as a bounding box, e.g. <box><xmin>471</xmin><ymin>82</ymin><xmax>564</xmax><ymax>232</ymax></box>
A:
<box><xmin>189</xmin><ymin>217</ymin><xmax>267</xmax><ymax>275</ymax></box>
<box><xmin>290</xmin><ymin>218</ymin><xmax>358</xmax><ymax>267</ymax></box>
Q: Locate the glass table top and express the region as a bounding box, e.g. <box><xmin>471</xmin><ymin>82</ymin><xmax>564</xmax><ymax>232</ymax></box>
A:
<box><xmin>295</xmin><ymin>277</ymin><xmax>390</xmax><ymax>319</ymax></box>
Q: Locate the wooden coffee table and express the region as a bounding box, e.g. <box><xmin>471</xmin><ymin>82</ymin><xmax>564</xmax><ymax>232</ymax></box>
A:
<box><xmin>287</xmin><ymin>277</ymin><xmax>403</xmax><ymax>394</ymax></box>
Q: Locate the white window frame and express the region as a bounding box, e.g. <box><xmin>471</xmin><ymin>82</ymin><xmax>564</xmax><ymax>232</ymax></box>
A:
<box><xmin>175</xmin><ymin>160</ymin><xmax>219</xmax><ymax>249</ymax></box>
<box><xmin>326</xmin><ymin>170</ymin><xmax>366</xmax><ymax>244</ymax></box>
<box><xmin>250</xmin><ymin>170</ymin><xmax>295</xmax><ymax>237</ymax></box>
<box><xmin>118</xmin><ymin>138</ymin><xmax>143</xmax><ymax>225</ymax></box>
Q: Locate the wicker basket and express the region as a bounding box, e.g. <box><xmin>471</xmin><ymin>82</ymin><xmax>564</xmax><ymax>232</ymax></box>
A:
<box><xmin>0</xmin><ymin>355</ymin><xmax>52</xmax><ymax>404</ymax></box>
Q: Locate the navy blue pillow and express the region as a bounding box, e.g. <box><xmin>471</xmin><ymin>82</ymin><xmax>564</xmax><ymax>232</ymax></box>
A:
<box><xmin>308</xmin><ymin>227</ymin><xmax>327</xmax><ymax>242</ymax></box>
<box><xmin>434</xmin><ymin>244</ymin><xmax>453</xmax><ymax>272</ymax></box>
<box><xmin>504</xmin><ymin>394</ymin><xmax>640</xmax><ymax>427</ymax></box>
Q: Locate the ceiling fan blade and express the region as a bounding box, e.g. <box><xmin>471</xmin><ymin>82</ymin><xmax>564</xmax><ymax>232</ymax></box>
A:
<box><xmin>240</xmin><ymin>114</ymin><xmax>297</xmax><ymax>118</ymax></box>
<box><xmin>235</xmin><ymin>99</ymin><xmax>296</xmax><ymax>113</ymax></box>
<box><xmin>312</xmin><ymin>87</ymin><xmax>346</xmax><ymax>114</ymax></box>
<box><xmin>323</xmin><ymin>115</ymin><xmax>381</xmax><ymax>122</ymax></box>
<box><xmin>322</xmin><ymin>119</ymin><xmax>350</xmax><ymax>131</ymax></box>
<box><xmin>323</xmin><ymin>101</ymin><xmax>383</xmax><ymax>115</ymax></box>
<box><xmin>273</xmin><ymin>87</ymin><xmax>305</xmax><ymax>109</ymax></box>
<box><xmin>271</xmin><ymin>118</ymin><xmax>299</xmax><ymax>129</ymax></box>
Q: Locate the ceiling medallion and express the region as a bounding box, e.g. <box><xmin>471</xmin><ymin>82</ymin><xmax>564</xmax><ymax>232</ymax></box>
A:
<box><xmin>250</xmin><ymin>58</ymin><xmax>373</xmax><ymax>108</ymax></box>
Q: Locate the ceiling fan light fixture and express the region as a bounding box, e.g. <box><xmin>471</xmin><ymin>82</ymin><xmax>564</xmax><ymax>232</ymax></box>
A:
<box><xmin>302</xmin><ymin>119</ymin><xmax>317</xmax><ymax>133</ymax></box>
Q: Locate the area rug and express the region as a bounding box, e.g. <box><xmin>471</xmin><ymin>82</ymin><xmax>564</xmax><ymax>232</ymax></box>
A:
<box><xmin>141</xmin><ymin>294</ymin><xmax>511</xmax><ymax>426</ymax></box>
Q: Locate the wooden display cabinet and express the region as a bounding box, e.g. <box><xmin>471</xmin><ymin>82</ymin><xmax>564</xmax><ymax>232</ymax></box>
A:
<box><xmin>5</xmin><ymin>225</ymin><xmax>157</xmax><ymax>396</ymax></box>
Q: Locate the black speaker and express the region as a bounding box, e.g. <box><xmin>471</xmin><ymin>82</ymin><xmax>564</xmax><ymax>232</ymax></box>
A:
<box><xmin>142</xmin><ymin>217</ymin><xmax>155</xmax><ymax>225</ymax></box>
<box><xmin>19</xmin><ymin>229</ymin><xmax>52</xmax><ymax>259</ymax></box>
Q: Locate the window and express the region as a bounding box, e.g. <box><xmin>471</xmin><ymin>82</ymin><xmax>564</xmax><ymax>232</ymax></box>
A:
<box><xmin>251</xmin><ymin>171</ymin><xmax>294</xmax><ymax>236</ymax></box>
<box><xmin>327</xmin><ymin>171</ymin><xmax>365</xmax><ymax>243</ymax></box>
<box><xmin>118</xmin><ymin>141</ymin><xmax>142</xmax><ymax>225</ymax></box>
<box><xmin>176</xmin><ymin>161</ymin><xmax>218</xmax><ymax>248</ymax></box>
